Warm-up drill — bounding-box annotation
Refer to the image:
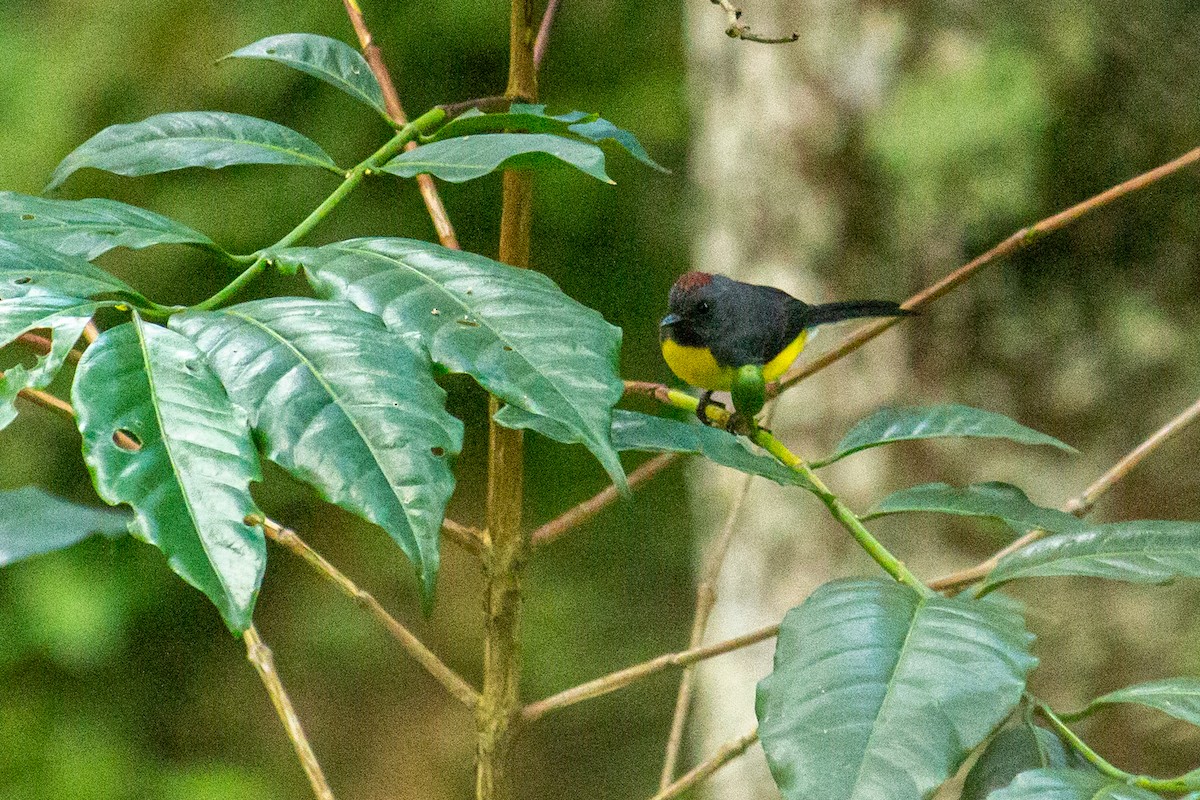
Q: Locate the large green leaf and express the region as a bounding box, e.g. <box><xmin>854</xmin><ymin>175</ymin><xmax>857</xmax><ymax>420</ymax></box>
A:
<box><xmin>0</xmin><ymin>236</ymin><xmax>145</xmax><ymax>302</ymax></box>
<box><xmin>756</xmin><ymin>578</ymin><xmax>1036</xmax><ymax>800</ymax></box>
<box><xmin>0</xmin><ymin>487</ymin><xmax>129</xmax><ymax>566</ymax></box>
<box><xmin>274</xmin><ymin>237</ymin><xmax>627</xmax><ymax>490</ymax></box>
<box><xmin>170</xmin><ymin>298</ymin><xmax>462</xmax><ymax>605</ymax></box>
<box><xmin>46</xmin><ymin>112</ymin><xmax>341</xmax><ymax>191</ymax></box>
<box><xmin>0</xmin><ymin>295</ymin><xmax>101</xmax><ymax>430</ymax></box>
<box><xmin>989</xmin><ymin>769</ymin><xmax>1162</xmax><ymax>800</ymax></box>
<box><xmin>961</xmin><ymin>725</ymin><xmax>1081</xmax><ymax>800</ymax></box>
<box><xmin>1073</xmin><ymin>679</ymin><xmax>1200</xmax><ymax>728</ymax></box>
<box><xmin>866</xmin><ymin>482</ymin><xmax>1083</xmax><ymax>535</ymax></box>
<box><xmin>983</xmin><ymin>521</ymin><xmax>1200</xmax><ymax>593</ymax></box>
<box><xmin>379</xmin><ymin>133</ymin><xmax>614</xmax><ymax>184</ymax></box>
<box><xmin>224</xmin><ymin>33</ymin><xmax>386</xmax><ymax>117</ymax></box>
<box><xmin>0</xmin><ymin>192</ymin><xmax>217</xmax><ymax>260</ymax></box>
<box><xmin>72</xmin><ymin>315</ymin><xmax>265</xmax><ymax>631</ymax></box>
<box><xmin>816</xmin><ymin>404</ymin><xmax>1075</xmax><ymax>467</ymax></box>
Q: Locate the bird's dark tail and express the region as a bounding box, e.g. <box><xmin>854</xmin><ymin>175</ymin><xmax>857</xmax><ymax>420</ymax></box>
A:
<box><xmin>805</xmin><ymin>300</ymin><xmax>914</xmax><ymax>327</ymax></box>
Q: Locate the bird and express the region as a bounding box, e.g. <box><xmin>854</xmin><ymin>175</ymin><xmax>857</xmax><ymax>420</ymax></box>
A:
<box><xmin>659</xmin><ymin>271</ymin><xmax>914</xmax><ymax>429</ymax></box>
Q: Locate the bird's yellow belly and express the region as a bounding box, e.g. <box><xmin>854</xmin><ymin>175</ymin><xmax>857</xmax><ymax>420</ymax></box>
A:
<box><xmin>762</xmin><ymin>330</ymin><xmax>808</xmax><ymax>382</ymax></box>
<box><xmin>661</xmin><ymin>339</ymin><xmax>734</xmax><ymax>391</ymax></box>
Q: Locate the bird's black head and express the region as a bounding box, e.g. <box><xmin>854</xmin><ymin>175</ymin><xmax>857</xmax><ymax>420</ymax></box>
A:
<box><xmin>659</xmin><ymin>271</ymin><xmax>731</xmax><ymax>347</ymax></box>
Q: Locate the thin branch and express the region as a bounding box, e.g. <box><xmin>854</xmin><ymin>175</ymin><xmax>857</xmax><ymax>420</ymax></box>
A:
<box><xmin>929</xmin><ymin>392</ymin><xmax>1200</xmax><ymax>591</ymax></box>
<box><xmin>258</xmin><ymin>516</ymin><xmax>481</xmax><ymax>710</ymax></box>
<box><xmin>709</xmin><ymin>0</ymin><xmax>798</xmax><ymax>44</ymax></box>
<box><xmin>82</xmin><ymin>321</ymin><xmax>100</xmax><ymax>344</ymax></box>
<box><xmin>530</xmin><ymin>452</ymin><xmax>676</xmax><ymax>547</ymax></box>
<box><xmin>441</xmin><ymin>95</ymin><xmax>512</xmax><ymax>120</ymax></box>
<box><xmin>442</xmin><ymin>516</ymin><xmax>487</xmax><ymax>558</ymax></box>
<box><xmin>243</xmin><ymin>625</ymin><xmax>337</xmax><ymax>800</ymax></box>
<box><xmin>522</xmin><ymin>622</ymin><xmax>778</xmax><ymax>723</ymax></box>
<box><xmin>341</xmin><ymin>0</ymin><xmax>461</xmax><ymax>249</ymax></box>
<box><xmin>650</xmin><ymin>727</ymin><xmax>761</xmax><ymax>800</ymax></box>
<box><xmin>533</xmin><ymin>0</ymin><xmax>561</xmax><ymax>69</ymax></box>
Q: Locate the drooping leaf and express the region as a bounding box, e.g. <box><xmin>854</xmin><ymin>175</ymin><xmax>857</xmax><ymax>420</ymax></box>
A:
<box><xmin>989</xmin><ymin>769</ymin><xmax>1163</xmax><ymax>800</ymax></box>
<box><xmin>1074</xmin><ymin>679</ymin><xmax>1200</xmax><ymax>728</ymax></box>
<box><xmin>0</xmin><ymin>192</ymin><xmax>218</xmax><ymax>260</ymax></box>
<box><xmin>0</xmin><ymin>487</ymin><xmax>129</xmax><ymax>566</ymax></box>
<box><xmin>564</xmin><ymin>115</ymin><xmax>669</xmax><ymax>172</ymax></box>
<box><xmin>0</xmin><ymin>295</ymin><xmax>102</xmax><ymax>430</ymax></box>
<box><xmin>983</xmin><ymin>521</ymin><xmax>1200</xmax><ymax>593</ymax></box>
<box><xmin>817</xmin><ymin>404</ymin><xmax>1076</xmax><ymax>467</ymax></box>
<box><xmin>866</xmin><ymin>482</ymin><xmax>1083</xmax><ymax>535</ymax></box>
<box><xmin>46</xmin><ymin>112</ymin><xmax>341</xmax><ymax>191</ymax></box>
<box><xmin>224</xmin><ymin>33</ymin><xmax>387</xmax><ymax>117</ymax></box>
<box><xmin>756</xmin><ymin>578</ymin><xmax>1036</xmax><ymax>800</ymax></box>
<box><xmin>380</xmin><ymin>133</ymin><xmax>613</xmax><ymax>184</ymax></box>
<box><xmin>274</xmin><ymin>237</ymin><xmax>627</xmax><ymax>490</ymax></box>
<box><xmin>961</xmin><ymin>725</ymin><xmax>1081</xmax><ymax>800</ymax></box>
<box><xmin>0</xmin><ymin>236</ymin><xmax>145</xmax><ymax>302</ymax></box>
<box><xmin>72</xmin><ymin>315</ymin><xmax>264</xmax><ymax>631</ymax></box>
<box><xmin>171</xmin><ymin>298</ymin><xmax>462</xmax><ymax>605</ymax></box>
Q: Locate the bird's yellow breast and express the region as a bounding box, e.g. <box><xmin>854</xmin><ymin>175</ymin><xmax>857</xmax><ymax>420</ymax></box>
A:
<box><xmin>762</xmin><ymin>330</ymin><xmax>808</xmax><ymax>382</ymax></box>
<box><xmin>661</xmin><ymin>339</ymin><xmax>734</xmax><ymax>391</ymax></box>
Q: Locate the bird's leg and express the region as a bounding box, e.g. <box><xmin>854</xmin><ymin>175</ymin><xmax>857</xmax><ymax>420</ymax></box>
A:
<box><xmin>695</xmin><ymin>390</ymin><xmax>726</xmax><ymax>425</ymax></box>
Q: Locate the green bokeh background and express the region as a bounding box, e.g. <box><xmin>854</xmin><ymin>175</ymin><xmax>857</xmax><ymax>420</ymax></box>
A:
<box><xmin>2</xmin><ymin>1</ymin><xmax>1200</xmax><ymax>798</ymax></box>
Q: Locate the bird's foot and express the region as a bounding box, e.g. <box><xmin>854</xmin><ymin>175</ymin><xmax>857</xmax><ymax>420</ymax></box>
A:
<box><xmin>726</xmin><ymin>412</ymin><xmax>759</xmax><ymax>437</ymax></box>
<box><xmin>696</xmin><ymin>391</ymin><xmax>727</xmax><ymax>426</ymax></box>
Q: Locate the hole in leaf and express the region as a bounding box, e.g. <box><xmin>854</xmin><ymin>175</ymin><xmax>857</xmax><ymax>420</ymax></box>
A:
<box><xmin>456</xmin><ymin>318</ymin><xmax>479</xmax><ymax>327</ymax></box>
<box><xmin>13</xmin><ymin>277</ymin><xmax>32</xmax><ymax>285</ymax></box>
<box><xmin>20</xmin><ymin>214</ymin><xmax>34</xmax><ymax>221</ymax></box>
<box><xmin>430</xmin><ymin>446</ymin><xmax>445</xmax><ymax>457</ymax></box>
<box><xmin>113</xmin><ymin>429</ymin><xmax>142</xmax><ymax>451</ymax></box>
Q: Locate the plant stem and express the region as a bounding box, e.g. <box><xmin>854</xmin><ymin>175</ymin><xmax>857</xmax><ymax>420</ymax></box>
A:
<box><xmin>190</xmin><ymin>257</ymin><xmax>268</xmax><ymax>311</ymax></box>
<box><xmin>650</xmin><ymin>727</ymin><xmax>760</xmax><ymax>800</ymax></box>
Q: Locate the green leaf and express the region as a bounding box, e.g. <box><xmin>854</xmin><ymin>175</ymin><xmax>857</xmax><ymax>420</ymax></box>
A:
<box><xmin>866</xmin><ymin>482</ymin><xmax>1083</xmax><ymax>535</ymax></box>
<box><xmin>961</xmin><ymin>725</ymin><xmax>1080</xmax><ymax>800</ymax></box>
<box><xmin>756</xmin><ymin>578</ymin><xmax>1036</xmax><ymax>800</ymax></box>
<box><xmin>817</xmin><ymin>404</ymin><xmax>1076</xmax><ymax>467</ymax></box>
<box><xmin>1074</xmin><ymin>679</ymin><xmax>1200</xmax><ymax>728</ymax></box>
<box><xmin>0</xmin><ymin>236</ymin><xmax>145</xmax><ymax>302</ymax></box>
<box><xmin>224</xmin><ymin>33</ymin><xmax>386</xmax><ymax>117</ymax></box>
<box><xmin>46</xmin><ymin>112</ymin><xmax>341</xmax><ymax>191</ymax></box>
<box><xmin>274</xmin><ymin>237</ymin><xmax>627</xmax><ymax>491</ymax></box>
<box><xmin>983</xmin><ymin>521</ymin><xmax>1200</xmax><ymax>593</ymax></box>
<box><xmin>380</xmin><ymin>133</ymin><xmax>613</xmax><ymax>184</ymax></box>
<box><xmin>170</xmin><ymin>298</ymin><xmax>462</xmax><ymax>605</ymax></box>
<box><xmin>72</xmin><ymin>315</ymin><xmax>264</xmax><ymax>631</ymax></box>
<box><xmin>989</xmin><ymin>769</ymin><xmax>1163</xmax><ymax>800</ymax></box>
<box><xmin>565</xmin><ymin>115</ymin><xmax>669</xmax><ymax>172</ymax></box>
<box><xmin>0</xmin><ymin>487</ymin><xmax>129</xmax><ymax>566</ymax></box>
<box><xmin>0</xmin><ymin>192</ymin><xmax>218</xmax><ymax>260</ymax></box>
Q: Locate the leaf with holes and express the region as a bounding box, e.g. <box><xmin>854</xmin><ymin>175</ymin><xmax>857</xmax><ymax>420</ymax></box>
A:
<box><xmin>0</xmin><ymin>236</ymin><xmax>145</xmax><ymax>303</ymax></box>
<box><xmin>224</xmin><ymin>33</ymin><xmax>387</xmax><ymax>117</ymax></box>
<box><xmin>171</xmin><ymin>298</ymin><xmax>462</xmax><ymax>606</ymax></box>
<box><xmin>72</xmin><ymin>315</ymin><xmax>264</xmax><ymax>631</ymax></box>
<box><xmin>274</xmin><ymin>238</ymin><xmax>626</xmax><ymax>490</ymax></box>
<box><xmin>0</xmin><ymin>192</ymin><xmax>218</xmax><ymax>260</ymax></box>
<box><xmin>1070</xmin><ymin>678</ymin><xmax>1200</xmax><ymax>728</ymax></box>
<box><xmin>46</xmin><ymin>112</ymin><xmax>341</xmax><ymax>191</ymax></box>
<box><xmin>989</xmin><ymin>769</ymin><xmax>1164</xmax><ymax>800</ymax></box>
<box><xmin>380</xmin><ymin>133</ymin><xmax>613</xmax><ymax>184</ymax></box>
<box><xmin>756</xmin><ymin>578</ymin><xmax>1036</xmax><ymax>800</ymax></box>
<box><xmin>0</xmin><ymin>295</ymin><xmax>103</xmax><ymax>430</ymax></box>
<box><xmin>961</xmin><ymin>725</ymin><xmax>1084</xmax><ymax>800</ymax></box>
<box><xmin>0</xmin><ymin>487</ymin><xmax>129</xmax><ymax>567</ymax></box>
<box><xmin>816</xmin><ymin>404</ymin><xmax>1075</xmax><ymax>467</ymax></box>
<box><xmin>865</xmin><ymin>482</ymin><xmax>1083</xmax><ymax>535</ymax></box>
<box><xmin>982</xmin><ymin>521</ymin><xmax>1200</xmax><ymax>593</ymax></box>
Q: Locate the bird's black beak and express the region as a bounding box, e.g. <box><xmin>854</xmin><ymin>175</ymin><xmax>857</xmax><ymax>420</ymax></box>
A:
<box><xmin>660</xmin><ymin>312</ymin><xmax>681</xmax><ymax>328</ymax></box>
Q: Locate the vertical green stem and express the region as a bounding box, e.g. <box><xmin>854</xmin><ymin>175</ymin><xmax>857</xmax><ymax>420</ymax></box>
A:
<box><xmin>476</xmin><ymin>3</ymin><xmax>538</xmax><ymax>799</ymax></box>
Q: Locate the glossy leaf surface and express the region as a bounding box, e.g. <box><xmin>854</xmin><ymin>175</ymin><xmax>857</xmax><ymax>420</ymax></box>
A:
<box><xmin>47</xmin><ymin>112</ymin><xmax>341</xmax><ymax>191</ymax></box>
<box><xmin>990</xmin><ymin>769</ymin><xmax>1162</xmax><ymax>800</ymax></box>
<box><xmin>224</xmin><ymin>33</ymin><xmax>386</xmax><ymax>116</ymax></box>
<box><xmin>72</xmin><ymin>316</ymin><xmax>264</xmax><ymax>631</ymax></box>
<box><xmin>983</xmin><ymin>521</ymin><xmax>1200</xmax><ymax>593</ymax></box>
<box><xmin>757</xmin><ymin>578</ymin><xmax>1036</xmax><ymax>800</ymax></box>
<box><xmin>276</xmin><ymin>237</ymin><xmax>626</xmax><ymax>490</ymax></box>
<box><xmin>818</xmin><ymin>404</ymin><xmax>1075</xmax><ymax>467</ymax></box>
<box><xmin>380</xmin><ymin>133</ymin><xmax>613</xmax><ymax>184</ymax></box>
<box><xmin>866</xmin><ymin>482</ymin><xmax>1083</xmax><ymax>534</ymax></box>
<box><xmin>0</xmin><ymin>236</ymin><xmax>143</xmax><ymax>302</ymax></box>
<box><xmin>0</xmin><ymin>487</ymin><xmax>128</xmax><ymax>566</ymax></box>
<box><xmin>171</xmin><ymin>298</ymin><xmax>462</xmax><ymax>603</ymax></box>
<box><xmin>1076</xmin><ymin>678</ymin><xmax>1200</xmax><ymax>728</ymax></box>
<box><xmin>0</xmin><ymin>192</ymin><xmax>217</xmax><ymax>260</ymax></box>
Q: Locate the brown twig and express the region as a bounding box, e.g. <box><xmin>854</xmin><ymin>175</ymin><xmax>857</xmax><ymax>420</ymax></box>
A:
<box><xmin>258</xmin><ymin>516</ymin><xmax>481</xmax><ymax>709</ymax></box>
<box><xmin>521</xmin><ymin>622</ymin><xmax>778</xmax><ymax>723</ymax></box>
<box><xmin>244</xmin><ymin>624</ymin><xmax>337</xmax><ymax>800</ymax></box>
<box><xmin>533</xmin><ymin>0</ymin><xmax>561</xmax><ymax>69</ymax></box>
<box><xmin>650</xmin><ymin>727</ymin><xmax>761</xmax><ymax>800</ymax></box>
<box><xmin>440</xmin><ymin>95</ymin><xmax>513</xmax><ymax>120</ymax></box>
<box><xmin>442</xmin><ymin>516</ymin><xmax>487</xmax><ymax>558</ymax></box>
<box><xmin>709</xmin><ymin>0</ymin><xmax>798</xmax><ymax>44</ymax></box>
<box><xmin>530</xmin><ymin>453</ymin><xmax>676</xmax><ymax>547</ymax></box>
<box><xmin>929</xmin><ymin>392</ymin><xmax>1200</xmax><ymax>592</ymax></box>
<box><xmin>341</xmin><ymin>0</ymin><xmax>461</xmax><ymax>249</ymax></box>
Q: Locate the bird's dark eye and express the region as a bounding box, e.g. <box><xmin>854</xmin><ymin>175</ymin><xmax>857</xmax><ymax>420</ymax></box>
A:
<box><xmin>697</xmin><ymin>300</ymin><xmax>710</xmax><ymax>314</ymax></box>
